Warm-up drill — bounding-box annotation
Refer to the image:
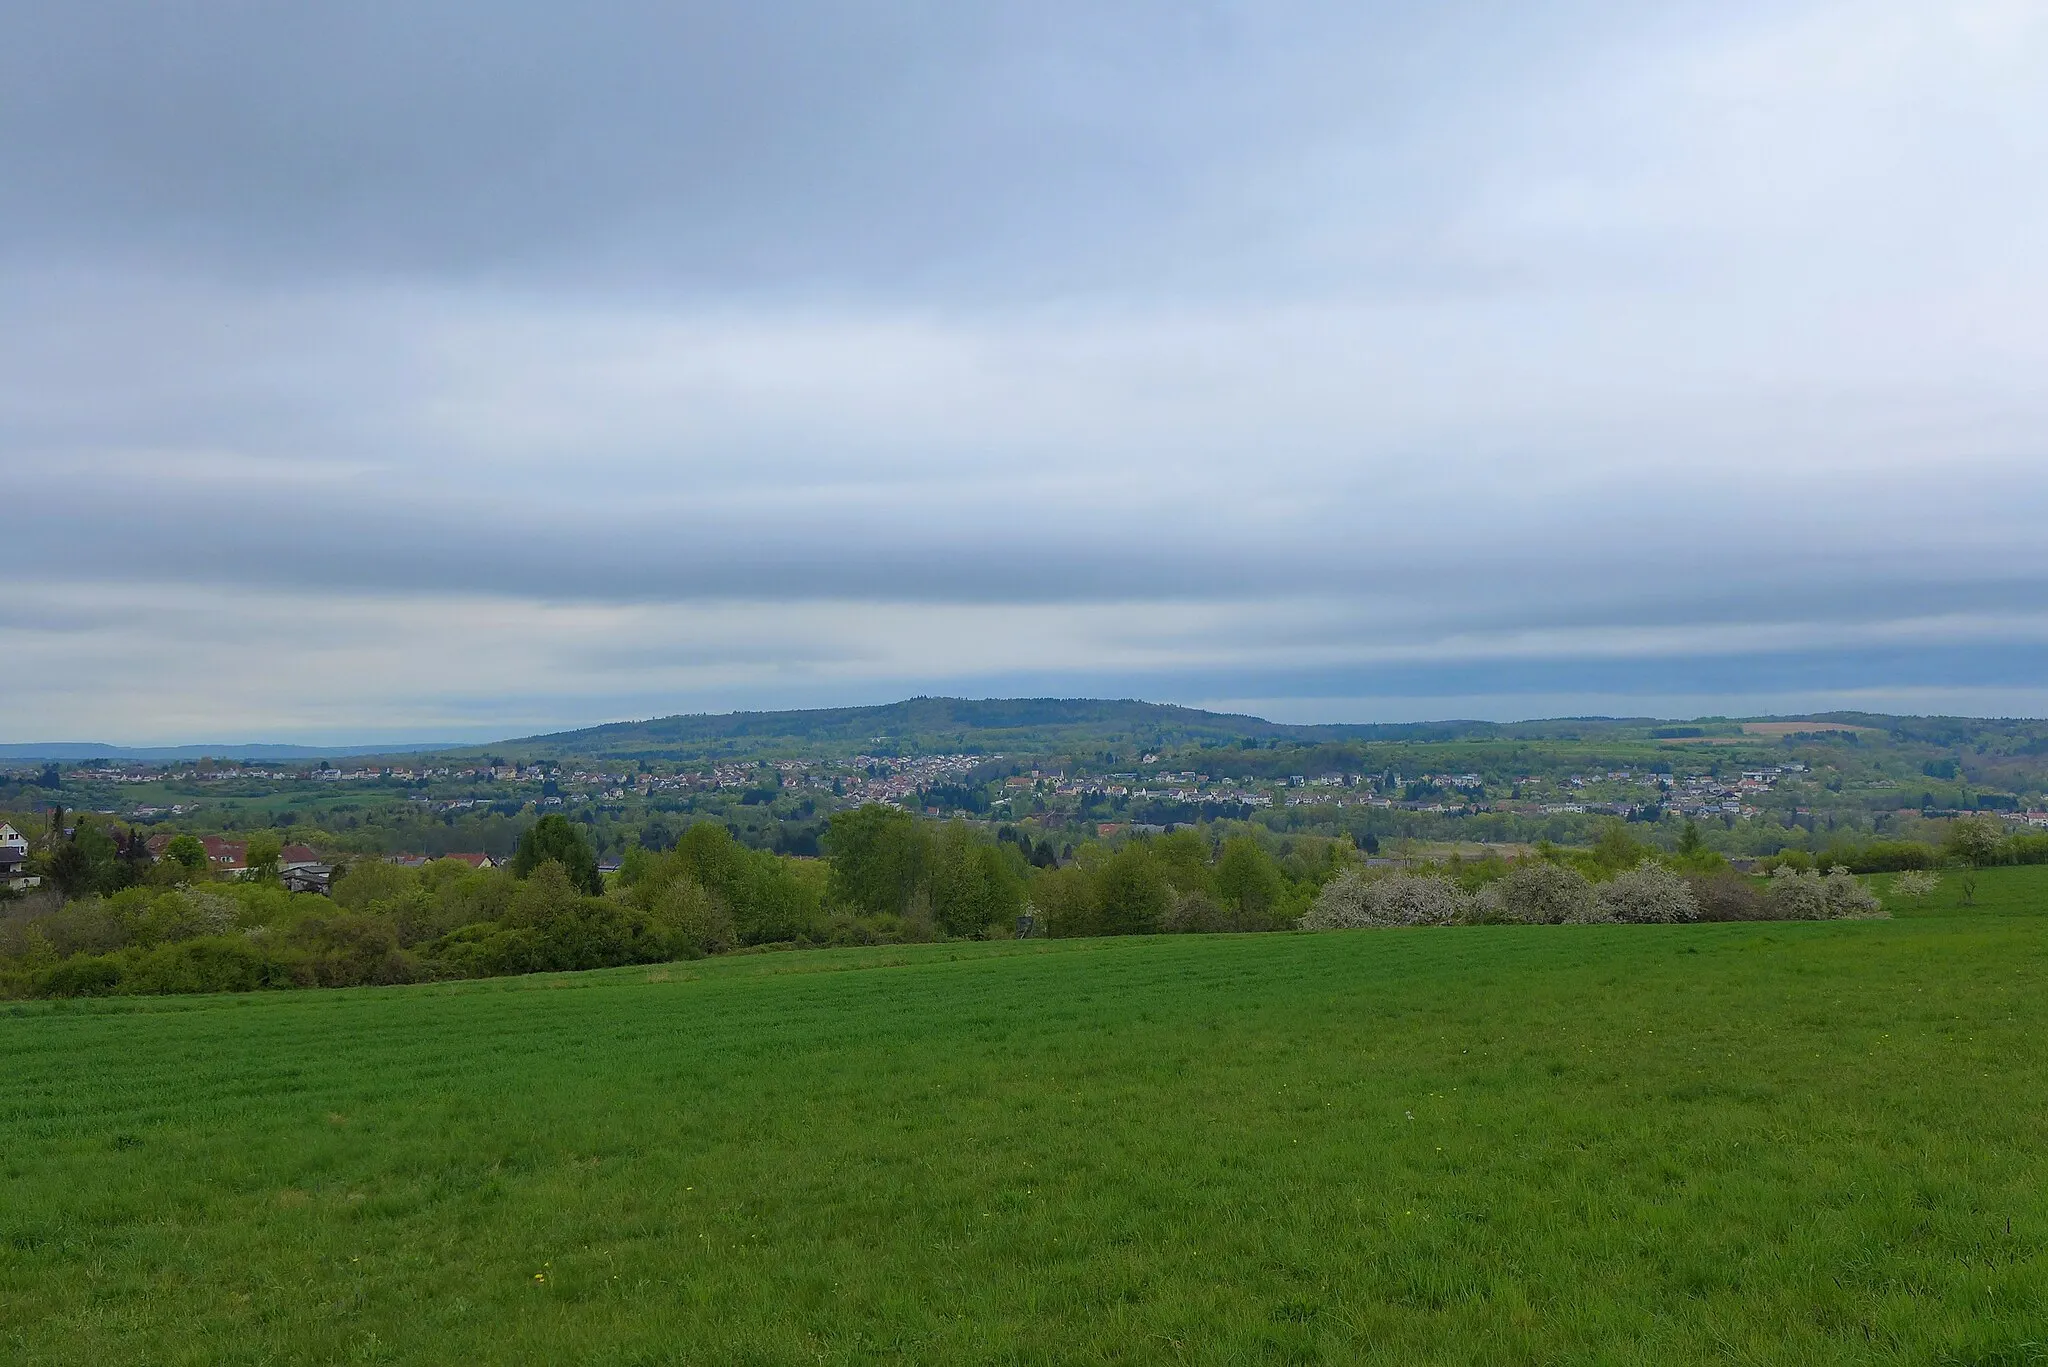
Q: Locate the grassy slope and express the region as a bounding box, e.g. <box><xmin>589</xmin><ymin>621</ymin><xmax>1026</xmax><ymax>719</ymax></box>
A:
<box><xmin>5</xmin><ymin>876</ymin><xmax>2048</xmax><ymax>1364</ymax></box>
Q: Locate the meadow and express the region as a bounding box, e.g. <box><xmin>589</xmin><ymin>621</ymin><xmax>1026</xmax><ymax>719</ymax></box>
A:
<box><xmin>4</xmin><ymin>868</ymin><xmax>2047</xmax><ymax>1364</ymax></box>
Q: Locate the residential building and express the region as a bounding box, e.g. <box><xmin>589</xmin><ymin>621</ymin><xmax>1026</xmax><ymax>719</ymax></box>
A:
<box><xmin>0</xmin><ymin>823</ymin><xmax>38</xmax><ymax>889</ymax></box>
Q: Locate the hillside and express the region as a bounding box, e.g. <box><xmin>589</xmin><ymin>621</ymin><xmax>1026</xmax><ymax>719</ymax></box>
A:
<box><xmin>442</xmin><ymin>697</ymin><xmax>1629</xmax><ymax>764</ymax></box>
<box><xmin>6</xmin><ymin>905</ymin><xmax>2047</xmax><ymax>1363</ymax></box>
<box><xmin>444</xmin><ymin>696</ymin><xmax>1314</xmax><ymax>762</ymax></box>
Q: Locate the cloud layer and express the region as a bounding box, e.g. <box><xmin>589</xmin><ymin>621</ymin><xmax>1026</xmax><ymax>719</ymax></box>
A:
<box><xmin>3</xmin><ymin>1</ymin><xmax>2045</xmax><ymax>741</ymax></box>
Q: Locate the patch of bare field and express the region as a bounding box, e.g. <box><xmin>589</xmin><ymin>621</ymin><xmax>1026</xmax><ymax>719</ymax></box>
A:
<box><xmin>1740</xmin><ymin>721</ymin><xmax>1880</xmax><ymax>736</ymax></box>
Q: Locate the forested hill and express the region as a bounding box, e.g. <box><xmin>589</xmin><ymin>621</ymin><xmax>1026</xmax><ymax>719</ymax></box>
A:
<box><xmin>441</xmin><ymin>697</ymin><xmax>1533</xmax><ymax>763</ymax></box>
<box><xmin>424</xmin><ymin>700</ymin><xmax>2048</xmax><ymax>765</ymax></box>
<box><xmin>451</xmin><ymin>698</ymin><xmax>1307</xmax><ymax>762</ymax></box>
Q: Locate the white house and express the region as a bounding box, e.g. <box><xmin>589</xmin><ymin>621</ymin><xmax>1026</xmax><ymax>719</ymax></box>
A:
<box><xmin>0</xmin><ymin>823</ymin><xmax>39</xmax><ymax>889</ymax></box>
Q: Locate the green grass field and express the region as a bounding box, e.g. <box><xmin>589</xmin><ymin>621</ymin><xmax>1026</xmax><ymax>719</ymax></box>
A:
<box><xmin>6</xmin><ymin>871</ymin><xmax>2048</xmax><ymax>1364</ymax></box>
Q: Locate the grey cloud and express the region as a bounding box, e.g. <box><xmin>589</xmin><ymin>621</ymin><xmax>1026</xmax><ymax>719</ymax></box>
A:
<box><xmin>0</xmin><ymin>2</ymin><xmax>1760</xmax><ymax>297</ymax></box>
<box><xmin>4</xmin><ymin>0</ymin><xmax>2048</xmax><ymax>739</ymax></box>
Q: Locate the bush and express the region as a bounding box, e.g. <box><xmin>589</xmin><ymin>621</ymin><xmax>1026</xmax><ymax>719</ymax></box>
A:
<box><xmin>282</xmin><ymin>914</ymin><xmax>419</xmax><ymax>987</ymax></box>
<box><xmin>1214</xmin><ymin>837</ymin><xmax>1286</xmax><ymax>925</ymax></box>
<box><xmin>1161</xmin><ymin>888</ymin><xmax>1227</xmax><ymax>933</ymax></box>
<box><xmin>1820</xmin><ymin>867</ymin><xmax>1886</xmax><ymax>919</ymax></box>
<box><xmin>499</xmin><ymin>862</ymin><xmax>658</xmax><ymax>970</ymax></box>
<box><xmin>431</xmin><ymin>923</ymin><xmax>545</xmax><ymax>978</ymax></box>
<box><xmin>645</xmin><ymin>824</ymin><xmax>819</xmax><ymax>945</ymax></box>
<box><xmin>648</xmin><ymin>878</ymin><xmax>735</xmax><ymax>958</ymax></box>
<box><xmin>927</xmin><ymin>824</ymin><xmax>1026</xmax><ymax>938</ymax></box>
<box><xmin>332</xmin><ymin>859</ymin><xmax>416</xmax><ymax>912</ymax></box>
<box><xmin>2009</xmin><ymin>834</ymin><xmax>2048</xmax><ymax>866</ymax></box>
<box><xmin>117</xmin><ymin>937</ymin><xmax>290</xmax><ymax>995</ymax></box>
<box><xmin>1597</xmin><ymin>861</ymin><xmax>1699</xmax><ymax>924</ymax></box>
<box><xmin>1162</xmin><ymin>887</ymin><xmax>1276</xmax><ymax>934</ymax></box>
<box><xmin>1768</xmin><ymin>866</ymin><xmax>1887</xmax><ymax>921</ymax></box>
<box><xmin>36</xmin><ymin>955</ymin><xmax>122</xmax><ymax>997</ymax></box>
<box><xmin>1688</xmin><ymin>872</ymin><xmax>1775</xmax><ymax>922</ymax></box>
<box><xmin>1476</xmin><ymin>861</ymin><xmax>1595</xmax><ymax>924</ymax></box>
<box><xmin>1889</xmin><ymin>869</ymin><xmax>1941</xmax><ymax>899</ymax></box>
<box><xmin>1300</xmin><ymin>870</ymin><xmax>1468</xmax><ymax>929</ymax></box>
<box><xmin>1030</xmin><ymin>865</ymin><xmax>1100</xmax><ymax>938</ymax></box>
<box><xmin>1846</xmin><ymin>841</ymin><xmax>1938</xmax><ymax>873</ymax></box>
<box><xmin>513</xmin><ymin>814</ymin><xmax>603</xmax><ymax>895</ymax></box>
<box><xmin>1092</xmin><ymin>847</ymin><xmax>1171</xmax><ymax>935</ymax></box>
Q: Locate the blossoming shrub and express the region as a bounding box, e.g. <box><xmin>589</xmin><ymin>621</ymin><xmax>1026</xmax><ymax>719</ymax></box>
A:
<box><xmin>1475</xmin><ymin>861</ymin><xmax>1595</xmax><ymax>924</ymax></box>
<box><xmin>1597</xmin><ymin>860</ymin><xmax>1699</xmax><ymax>924</ymax></box>
<box><xmin>1299</xmin><ymin>870</ymin><xmax>1468</xmax><ymax>928</ymax></box>
<box><xmin>1889</xmin><ymin>869</ymin><xmax>1940</xmax><ymax>900</ymax></box>
<box><xmin>1821</xmin><ymin>866</ymin><xmax>1886</xmax><ymax>918</ymax></box>
<box><xmin>1768</xmin><ymin>865</ymin><xmax>1887</xmax><ymax>920</ymax></box>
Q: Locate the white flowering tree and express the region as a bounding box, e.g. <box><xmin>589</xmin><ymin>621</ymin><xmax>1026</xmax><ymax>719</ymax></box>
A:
<box><xmin>1300</xmin><ymin>869</ymin><xmax>1469</xmax><ymax>928</ymax></box>
<box><xmin>1890</xmin><ymin>869</ymin><xmax>1940</xmax><ymax>900</ymax></box>
<box><xmin>1476</xmin><ymin>860</ymin><xmax>1595</xmax><ymax>924</ymax></box>
<box><xmin>1768</xmin><ymin>866</ymin><xmax>1886</xmax><ymax>920</ymax></box>
<box><xmin>1597</xmin><ymin>860</ymin><xmax>1700</xmax><ymax>923</ymax></box>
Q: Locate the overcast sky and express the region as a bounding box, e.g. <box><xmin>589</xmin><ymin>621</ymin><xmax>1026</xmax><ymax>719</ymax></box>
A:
<box><xmin>4</xmin><ymin>1</ymin><xmax>2046</xmax><ymax>743</ymax></box>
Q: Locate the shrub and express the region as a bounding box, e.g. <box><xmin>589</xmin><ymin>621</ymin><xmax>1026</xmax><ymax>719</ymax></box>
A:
<box><xmin>1476</xmin><ymin>861</ymin><xmax>1595</xmax><ymax>925</ymax></box>
<box><xmin>1214</xmin><ymin>837</ymin><xmax>1286</xmax><ymax>924</ymax></box>
<box><xmin>927</xmin><ymin>824</ymin><xmax>1025</xmax><ymax>938</ymax></box>
<box><xmin>1597</xmin><ymin>861</ymin><xmax>1699</xmax><ymax>924</ymax></box>
<box><xmin>1162</xmin><ymin>887</ymin><xmax>1276</xmax><ymax>934</ymax></box>
<box><xmin>1768</xmin><ymin>866</ymin><xmax>1887</xmax><ymax>920</ymax></box>
<box><xmin>1768</xmin><ymin>866</ymin><xmax>1828</xmax><ymax>919</ymax></box>
<box><xmin>117</xmin><ymin>937</ymin><xmax>288</xmax><ymax>995</ymax></box>
<box><xmin>1092</xmin><ymin>846</ymin><xmax>1171</xmax><ymax>935</ymax></box>
<box><xmin>1300</xmin><ymin>870</ymin><xmax>1468</xmax><ymax>929</ymax></box>
<box><xmin>513</xmin><ymin>814</ymin><xmax>603</xmax><ymax>895</ymax></box>
<box><xmin>1889</xmin><ymin>869</ymin><xmax>1940</xmax><ymax>899</ymax></box>
<box><xmin>282</xmin><ymin>914</ymin><xmax>419</xmax><ymax>987</ymax></box>
<box><xmin>1821</xmin><ymin>866</ymin><xmax>1886</xmax><ymax>919</ymax></box>
<box><xmin>431</xmin><ymin>923</ymin><xmax>545</xmax><ymax>978</ymax></box>
<box><xmin>648</xmin><ymin>878</ymin><xmax>735</xmax><ymax>958</ymax></box>
<box><xmin>1847</xmin><ymin>841</ymin><xmax>1937</xmax><ymax>873</ymax></box>
<box><xmin>36</xmin><ymin>955</ymin><xmax>123</xmax><ymax>997</ymax></box>
<box><xmin>1031</xmin><ymin>865</ymin><xmax>1099</xmax><ymax>938</ymax></box>
<box><xmin>643</xmin><ymin>824</ymin><xmax>819</xmax><ymax>945</ymax></box>
<box><xmin>1688</xmin><ymin>872</ymin><xmax>1774</xmax><ymax>922</ymax></box>
<box><xmin>1161</xmin><ymin>888</ymin><xmax>1229</xmax><ymax>933</ymax></box>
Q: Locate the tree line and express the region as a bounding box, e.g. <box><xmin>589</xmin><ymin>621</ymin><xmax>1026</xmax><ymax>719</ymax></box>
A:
<box><xmin>3</xmin><ymin>807</ymin><xmax>2040</xmax><ymax>998</ymax></box>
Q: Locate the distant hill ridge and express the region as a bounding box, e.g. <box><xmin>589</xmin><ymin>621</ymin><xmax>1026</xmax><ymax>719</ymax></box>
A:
<box><xmin>437</xmin><ymin>698</ymin><xmax>1880</xmax><ymax>762</ymax></box>
<box><xmin>0</xmin><ymin>741</ymin><xmax>455</xmax><ymax>763</ymax></box>
<box><xmin>2</xmin><ymin>698</ymin><xmax>2011</xmax><ymax>765</ymax></box>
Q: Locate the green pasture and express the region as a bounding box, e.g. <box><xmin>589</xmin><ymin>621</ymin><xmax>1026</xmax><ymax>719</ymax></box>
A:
<box><xmin>1875</xmin><ymin>862</ymin><xmax>2048</xmax><ymax>917</ymax></box>
<box><xmin>6</xmin><ymin>897</ymin><xmax>2048</xmax><ymax>1363</ymax></box>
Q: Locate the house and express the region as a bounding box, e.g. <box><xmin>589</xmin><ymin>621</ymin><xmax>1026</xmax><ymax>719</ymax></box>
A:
<box><xmin>200</xmin><ymin>836</ymin><xmax>249</xmax><ymax>877</ymax></box>
<box><xmin>0</xmin><ymin>823</ymin><xmax>39</xmax><ymax>889</ymax></box>
<box><xmin>278</xmin><ymin>844</ymin><xmax>323</xmax><ymax>872</ymax></box>
<box><xmin>388</xmin><ymin>852</ymin><xmax>494</xmax><ymax>869</ymax></box>
<box><xmin>281</xmin><ymin>865</ymin><xmax>334</xmax><ymax>895</ymax></box>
